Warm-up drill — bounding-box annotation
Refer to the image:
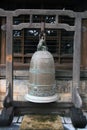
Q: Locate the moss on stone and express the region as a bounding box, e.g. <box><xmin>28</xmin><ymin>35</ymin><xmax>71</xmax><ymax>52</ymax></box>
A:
<box><xmin>34</xmin><ymin>115</ymin><xmax>57</xmax><ymax>122</ymax></box>
<box><xmin>20</xmin><ymin>115</ymin><xmax>64</xmax><ymax>130</ymax></box>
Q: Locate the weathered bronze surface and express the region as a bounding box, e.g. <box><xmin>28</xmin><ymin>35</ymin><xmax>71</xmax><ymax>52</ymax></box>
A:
<box><xmin>25</xmin><ymin>49</ymin><xmax>58</xmax><ymax>103</ymax></box>
<box><xmin>25</xmin><ymin>30</ymin><xmax>58</xmax><ymax>103</ymax></box>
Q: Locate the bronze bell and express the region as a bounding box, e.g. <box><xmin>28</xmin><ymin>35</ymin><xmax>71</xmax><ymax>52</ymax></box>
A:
<box><xmin>25</xmin><ymin>33</ymin><xmax>58</xmax><ymax>103</ymax></box>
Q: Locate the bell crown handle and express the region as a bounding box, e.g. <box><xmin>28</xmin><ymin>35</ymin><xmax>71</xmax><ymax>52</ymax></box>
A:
<box><xmin>37</xmin><ymin>31</ymin><xmax>48</xmax><ymax>51</ymax></box>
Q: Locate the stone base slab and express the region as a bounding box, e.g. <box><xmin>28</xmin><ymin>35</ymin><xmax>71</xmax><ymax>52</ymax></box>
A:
<box><xmin>20</xmin><ymin>115</ymin><xmax>64</xmax><ymax>130</ymax></box>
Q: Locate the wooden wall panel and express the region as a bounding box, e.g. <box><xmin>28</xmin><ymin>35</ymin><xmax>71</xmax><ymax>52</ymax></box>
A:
<box><xmin>82</xmin><ymin>19</ymin><xmax>87</xmax><ymax>69</ymax></box>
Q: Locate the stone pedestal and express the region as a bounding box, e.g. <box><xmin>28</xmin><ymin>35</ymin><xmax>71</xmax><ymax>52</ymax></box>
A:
<box><xmin>20</xmin><ymin>115</ymin><xmax>64</xmax><ymax>130</ymax></box>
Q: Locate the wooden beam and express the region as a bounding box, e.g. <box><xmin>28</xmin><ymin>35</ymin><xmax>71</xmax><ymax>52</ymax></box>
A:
<box><xmin>13</xmin><ymin>9</ymin><xmax>76</xmax><ymax>17</ymax></box>
<box><xmin>13</xmin><ymin>23</ymin><xmax>75</xmax><ymax>31</ymax></box>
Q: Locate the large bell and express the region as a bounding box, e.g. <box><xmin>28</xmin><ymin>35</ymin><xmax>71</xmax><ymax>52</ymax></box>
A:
<box><xmin>25</xmin><ymin>33</ymin><xmax>58</xmax><ymax>103</ymax></box>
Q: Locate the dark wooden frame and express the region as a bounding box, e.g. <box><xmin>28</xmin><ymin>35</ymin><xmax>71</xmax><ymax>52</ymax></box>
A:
<box><xmin>0</xmin><ymin>9</ymin><xmax>87</xmax><ymax>110</ymax></box>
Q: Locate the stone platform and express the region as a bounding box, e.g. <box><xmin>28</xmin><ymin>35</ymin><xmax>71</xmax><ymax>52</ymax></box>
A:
<box><xmin>19</xmin><ymin>115</ymin><xmax>64</xmax><ymax>130</ymax></box>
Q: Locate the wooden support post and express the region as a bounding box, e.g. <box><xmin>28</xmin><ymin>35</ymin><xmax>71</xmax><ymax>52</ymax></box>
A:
<box><xmin>81</xmin><ymin>19</ymin><xmax>87</xmax><ymax>68</ymax></box>
<box><xmin>1</xmin><ymin>18</ymin><xmax>6</xmax><ymax>64</ymax></box>
<box><xmin>72</xmin><ymin>15</ymin><xmax>82</xmax><ymax>108</ymax></box>
<box><xmin>73</xmin><ymin>16</ymin><xmax>82</xmax><ymax>87</ymax></box>
<box><xmin>6</xmin><ymin>15</ymin><xmax>13</xmax><ymax>101</ymax></box>
<box><xmin>41</xmin><ymin>22</ymin><xmax>45</xmax><ymax>32</ymax></box>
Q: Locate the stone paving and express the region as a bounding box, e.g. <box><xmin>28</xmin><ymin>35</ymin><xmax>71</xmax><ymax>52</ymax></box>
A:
<box><xmin>0</xmin><ymin>115</ymin><xmax>87</xmax><ymax>130</ymax></box>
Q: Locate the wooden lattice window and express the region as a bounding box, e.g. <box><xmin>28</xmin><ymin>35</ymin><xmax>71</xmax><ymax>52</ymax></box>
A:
<box><xmin>13</xmin><ymin>15</ymin><xmax>74</xmax><ymax>66</ymax></box>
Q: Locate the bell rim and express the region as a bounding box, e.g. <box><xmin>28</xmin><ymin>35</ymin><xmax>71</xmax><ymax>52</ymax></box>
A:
<box><xmin>25</xmin><ymin>94</ymin><xmax>58</xmax><ymax>103</ymax></box>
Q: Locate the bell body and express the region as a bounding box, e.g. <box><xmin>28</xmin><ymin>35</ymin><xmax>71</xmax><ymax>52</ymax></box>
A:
<box><xmin>25</xmin><ymin>50</ymin><xmax>58</xmax><ymax>103</ymax></box>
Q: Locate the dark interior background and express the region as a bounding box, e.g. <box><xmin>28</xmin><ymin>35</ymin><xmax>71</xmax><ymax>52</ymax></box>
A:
<box><xmin>0</xmin><ymin>0</ymin><xmax>87</xmax><ymax>11</ymax></box>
